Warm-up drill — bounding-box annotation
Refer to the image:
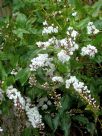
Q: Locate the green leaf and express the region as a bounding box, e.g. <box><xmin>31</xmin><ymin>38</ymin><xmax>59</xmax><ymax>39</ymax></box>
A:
<box><xmin>73</xmin><ymin>115</ymin><xmax>89</xmax><ymax>125</ymax></box>
<box><xmin>44</xmin><ymin>114</ymin><xmax>54</xmax><ymax>130</ymax></box>
<box><xmin>0</xmin><ymin>61</ymin><xmax>7</xmax><ymax>80</ymax></box>
<box><xmin>16</xmin><ymin>13</ymin><xmax>27</xmax><ymax>28</ymax></box>
<box><xmin>53</xmin><ymin>113</ymin><xmax>60</xmax><ymax>132</ymax></box>
<box><xmin>77</xmin><ymin>17</ymin><xmax>90</xmax><ymax>29</ymax></box>
<box><xmin>60</xmin><ymin>95</ymin><xmax>71</xmax><ymax>114</ymax></box>
<box><xmin>60</xmin><ymin>113</ymin><xmax>71</xmax><ymax>136</ymax></box>
<box><xmin>86</xmin><ymin>123</ymin><xmax>97</xmax><ymax>135</ymax></box>
<box><xmin>0</xmin><ymin>52</ymin><xmax>9</xmax><ymax>60</ymax></box>
<box><xmin>15</xmin><ymin>68</ymin><xmax>30</xmax><ymax>85</ymax></box>
<box><xmin>21</xmin><ymin>128</ymin><xmax>32</xmax><ymax>136</ymax></box>
<box><xmin>26</xmin><ymin>87</ymin><xmax>46</xmax><ymax>99</ymax></box>
<box><xmin>56</xmin><ymin>61</ymin><xmax>70</xmax><ymax>74</ymax></box>
<box><xmin>22</xmin><ymin>128</ymin><xmax>40</xmax><ymax>136</ymax></box>
<box><xmin>13</xmin><ymin>28</ymin><xmax>29</xmax><ymax>38</ymax></box>
<box><xmin>91</xmin><ymin>0</ymin><xmax>102</xmax><ymax>17</ymax></box>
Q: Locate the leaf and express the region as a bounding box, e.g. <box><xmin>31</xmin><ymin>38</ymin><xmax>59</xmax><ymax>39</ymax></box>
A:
<box><xmin>56</xmin><ymin>61</ymin><xmax>70</xmax><ymax>74</ymax></box>
<box><xmin>91</xmin><ymin>0</ymin><xmax>102</xmax><ymax>17</ymax></box>
<box><xmin>16</xmin><ymin>13</ymin><xmax>27</xmax><ymax>28</ymax></box>
<box><xmin>53</xmin><ymin>113</ymin><xmax>60</xmax><ymax>132</ymax></box>
<box><xmin>27</xmin><ymin>87</ymin><xmax>46</xmax><ymax>99</ymax></box>
<box><xmin>0</xmin><ymin>52</ymin><xmax>8</xmax><ymax>60</ymax></box>
<box><xmin>0</xmin><ymin>61</ymin><xmax>7</xmax><ymax>80</ymax></box>
<box><xmin>94</xmin><ymin>20</ymin><xmax>102</xmax><ymax>29</ymax></box>
<box><xmin>92</xmin><ymin>34</ymin><xmax>102</xmax><ymax>45</ymax></box>
<box><xmin>13</xmin><ymin>28</ymin><xmax>29</xmax><ymax>38</ymax></box>
<box><xmin>9</xmin><ymin>54</ymin><xmax>19</xmax><ymax>67</ymax></box>
<box><xmin>44</xmin><ymin>114</ymin><xmax>54</xmax><ymax>130</ymax></box>
<box><xmin>60</xmin><ymin>95</ymin><xmax>71</xmax><ymax>114</ymax></box>
<box><xmin>15</xmin><ymin>68</ymin><xmax>30</xmax><ymax>85</ymax></box>
<box><xmin>60</xmin><ymin>113</ymin><xmax>71</xmax><ymax>136</ymax></box>
<box><xmin>73</xmin><ymin>115</ymin><xmax>89</xmax><ymax>125</ymax></box>
<box><xmin>77</xmin><ymin>17</ymin><xmax>90</xmax><ymax>29</ymax></box>
<box><xmin>22</xmin><ymin>128</ymin><xmax>40</xmax><ymax>136</ymax></box>
<box><xmin>86</xmin><ymin>123</ymin><xmax>97</xmax><ymax>135</ymax></box>
<box><xmin>21</xmin><ymin>128</ymin><xmax>32</xmax><ymax>136</ymax></box>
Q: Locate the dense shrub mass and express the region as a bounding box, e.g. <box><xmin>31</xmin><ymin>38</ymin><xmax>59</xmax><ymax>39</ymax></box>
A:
<box><xmin>0</xmin><ymin>0</ymin><xmax>102</xmax><ymax>136</ymax></box>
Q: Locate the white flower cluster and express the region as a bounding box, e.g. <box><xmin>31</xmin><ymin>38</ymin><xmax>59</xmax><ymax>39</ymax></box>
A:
<box><xmin>0</xmin><ymin>127</ymin><xmax>3</xmax><ymax>132</ymax></box>
<box><xmin>57</xmin><ymin>37</ymin><xmax>78</xmax><ymax>63</ymax></box>
<box><xmin>52</xmin><ymin>76</ymin><xmax>64</xmax><ymax>83</ymax></box>
<box><xmin>81</xmin><ymin>44</ymin><xmax>98</xmax><ymax>57</ymax></box>
<box><xmin>25</xmin><ymin>99</ymin><xmax>42</xmax><ymax>128</ymax></box>
<box><xmin>6</xmin><ymin>86</ymin><xmax>25</xmax><ymax>109</ymax></box>
<box><xmin>37</xmin><ymin>97</ymin><xmax>52</xmax><ymax>110</ymax></box>
<box><xmin>36</xmin><ymin>25</ymin><xmax>79</xmax><ymax>64</ymax></box>
<box><xmin>29</xmin><ymin>54</ymin><xmax>53</xmax><ymax>71</ymax></box>
<box><xmin>36</xmin><ymin>36</ymin><xmax>79</xmax><ymax>56</ymax></box>
<box><xmin>87</xmin><ymin>22</ymin><xmax>99</xmax><ymax>35</ymax></box>
<box><xmin>65</xmin><ymin>76</ymin><xmax>97</xmax><ymax>106</ymax></box>
<box><xmin>36</xmin><ymin>37</ymin><xmax>57</xmax><ymax>49</ymax></box>
<box><xmin>6</xmin><ymin>86</ymin><xmax>43</xmax><ymax>128</ymax></box>
<box><xmin>67</xmin><ymin>27</ymin><xmax>78</xmax><ymax>40</ymax></box>
<box><xmin>57</xmin><ymin>28</ymin><xmax>79</xmax><ymax>63</ymax></box>
<box><xmin>58</xmin><ymin>38</ymin><xmax>79</xmax><ymax>51</ymax></box>
<box><xmin>57</xmin><ymin>50</ymin><xmax>70</xmax><ymax>63</ymax></box>
<box><xmin>66</xmin><ymin>76</ymin><xmax>88</xmax><ymax>93</ymax></box>
<box><xmin>42</xmin><ymin>21</ymin><xmax>58</xmax><ymax>34</ymax></box>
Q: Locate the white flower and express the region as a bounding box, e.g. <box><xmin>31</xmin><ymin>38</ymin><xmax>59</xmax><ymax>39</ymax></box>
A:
<box><xmin>11</xmin><ymin>67</ymin><xmax>21</xmax><ymax>76</ymax></box>
<box><xmin>66</xmin><ymin>76</ymin><xmax>87</xmax><ymax>93</ymax></box>
<box><xmin>36</xmin><ymin>37</ymin><xmax>57</xmax><ymax>49</ymax></box>
<box><xmin>42</xmin><ymin>25</ymin><xmax>58</xmax><ymax>35</ymax></box>
<box><xmin>52</xmin><ymin>76</ymin><xmax>64</xmax><ymax>83</ymax></box>
<box><xmin>72</xmin><ymin>12</ymin><xmax>77</xmax><ymax>17</ymax></box>
<box><xmin>57</xmin><ymin>50</ymin><xmax>70</xmax><ymax>63</ymax></box>
<box><xmin>6</xmin><ymin>86</ymin><xmax>25</xmax><ymax>109</ymax></box>
<box><xmin>26</xmin><ymin>105</ymin><xmax>42</xmax><ymax>128</ymax></box>
<box><xmin>25</xmin><ymin>97</ymin><xmax>43</xmax><ymax>128</ymax></box>
<box><xmin>6</xmin><ymin>86</ymin><xmax>43</xmax><ymax>128</ymax></box>
<box><xmin>71</xmin><ymin>30</ymin><xmax>78</xmax><ymax>39</ymax></box>
<box><xmin>66</xmin><ymin>76</ymin><xmax>97</xmax><ymax>106</ymax></box>
<box><xmin>66</xmin><ymin>76</ymin><xmax>78</xmax><ymax>89</ymax></box>
<box><xmin>60</xmin><ymin>38</ymin><xmax>67</xmax><ymax>47</ymax></box>
<box><xmin>81</xmin><ymin>44</ymin><xmax>98</xmax><ymax>57</ymax></box>
<box><xmin>87</xmin><ymin>22</ymin><xmax>99</xmax><ymax>35</ymax></box>
<box><xmin>43</xmin><ymin>20</ymin><xmax>48</xmax><ymax>26</ymax></box>
<box><xmin>30</xmin><ymin>54</ymin><xmax>53</xmax><ymax>71</ymax></box>
<box><xmin>73</xmin><ymin>81</ymin><xmax>84</xmax><ymax>92</ymax></box>
<box><xmin>67</xmin><ymin>27</ymin><xmax>78</xmax><ymax>40</ymax></box>
<box><xmin>65</xmin><ymin>80</ymin><xmax>71</xmax><ymax>89</ymax></box>
<box><xmin>0</xmin><ymin>127</ymin><xmax>3</xmax><ymax>132</ymax></box>
<box><xmin>11</xmin><ymin>69</ymin><xmax>18</xmax><ymax>75</ymax></box>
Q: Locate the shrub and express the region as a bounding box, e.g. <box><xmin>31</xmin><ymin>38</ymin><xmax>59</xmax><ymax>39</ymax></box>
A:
<box><xmin>0</xmin><ymin>0</ymin><xmax>102</xmax><ymax>136</ymax></box>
